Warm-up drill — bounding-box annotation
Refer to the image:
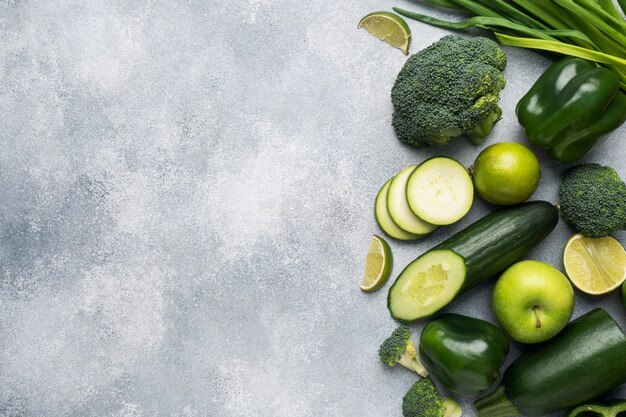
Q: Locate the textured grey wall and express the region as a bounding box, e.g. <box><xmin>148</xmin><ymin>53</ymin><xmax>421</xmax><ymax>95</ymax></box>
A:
<box><xmin>1</xmin><ymin>0</ymin><xmax>625</xmax><ymax>416</ymax></box>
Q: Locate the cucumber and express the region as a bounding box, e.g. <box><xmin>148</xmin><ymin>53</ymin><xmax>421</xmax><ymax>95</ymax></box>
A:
<box><xmin>388</xmin><ymin>201</ymin><xmax>558</xmax><ymax>322</ymax></box>
<box><xmin>407</xmin><ymin>157</ymin><xmax>473</xmax><ymax>225</ymax></box>
<box><xmin>475</xmin><ymin>309</ymin><xmax>626</xmax><ymax>417</ymax></box>
<box><xmin>375</xmin><ymin>179</ymin><xmax>422</xmax><ymax>241</ymax></box>
<box><xmin>387</xmin><ymin>165</ymin><xmax>438</xmax><ymax>235</ymax></box>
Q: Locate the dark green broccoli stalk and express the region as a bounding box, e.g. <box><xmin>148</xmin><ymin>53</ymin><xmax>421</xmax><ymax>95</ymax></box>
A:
<box><xmin>378</xmin><ymin>325</ymin><xmax>428</xmax><ymax>376</ymax></box>
<box><xmin>391</xmin><ymin>35</ymin><xmax>506</xmax><ymax>148</ymax></box>
<box><xmin>403</xmin><ymin>378</ymin><xmax>462</xmax><ymax>417</ymax></box>
<box><xmin>559</xmin><ymin>163</ymin><xmax>626</xmax><ymax>237</ymax></box>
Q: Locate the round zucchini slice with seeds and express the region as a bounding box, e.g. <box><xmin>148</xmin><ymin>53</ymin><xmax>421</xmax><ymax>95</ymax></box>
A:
<box><xmin>407</xmin><ymin>157</ymin><xmax>473</xmax><ymax>226</ymax></box>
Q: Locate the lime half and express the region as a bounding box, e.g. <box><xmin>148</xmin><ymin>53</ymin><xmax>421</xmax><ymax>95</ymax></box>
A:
<box><xmin>563</xmin><ymin>233</ymin><xmax>626</xmax><ymax>295</ymax></box>
<box><xmin>360</xmin><ymin>235</ymin><xmax>393</xmax><ymax>292</ymax></box>
<box><xmin>357</xmin><ymin>12</ymin><xmax>411</xmax><ymax>55</ymax></box>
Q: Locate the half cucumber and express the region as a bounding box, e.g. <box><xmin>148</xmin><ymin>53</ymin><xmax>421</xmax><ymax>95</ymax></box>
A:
<box><xmin>375</xmin><ymin>179</ymin><xmax>422</xmax><ymax>241</ymax></box>
<box><xmin>407</xmin><ymin>157</ymin><xmax>473</xmax><ymax>226</ymax></box>
<box><xmin>388</xmin><ymin>201</ymin><xmax>559</xmax><ymax>322</ymax></box>
<box><xmin>388</xmin><ymin>165</ymin><xmax>438</xmax><ymax>235</ymax></box>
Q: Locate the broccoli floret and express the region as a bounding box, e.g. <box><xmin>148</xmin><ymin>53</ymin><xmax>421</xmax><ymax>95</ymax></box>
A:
<box><xmin>391</xmin><ymin>35</ymin><xmax>506</xmax><ymax>148</ymax></box>
<box><xmin>559</xmin><ymin>163</ymin><xmax>626</xmax><ymax>237</ymax></box>
<box><xmin>378</xmin><ymin>325</ymin><xmax>428</xmax><ymax>376</ymax></box>
<box><xmin>403</xmin><ymin>378</ymin><xmax>462</xmax><ymax>417</ymax></box>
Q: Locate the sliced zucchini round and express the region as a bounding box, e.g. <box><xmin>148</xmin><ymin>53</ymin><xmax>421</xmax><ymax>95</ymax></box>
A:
<box><xmin>407</xmin><ymin>157</ymin><xmax>473</xmax><ymax>226</ymax></box>
<box><xmin>388</xmin><ymin>165</ymin><xmax>438</xmax><ymax>235</ymax></box>
<box><xmin>375</xmin><ymin>179</ymin><xmax>422</xmax><ymax>241</ymax></box>
<box><xmin>388</xmin><ymin>249</ymin><xmax>466</xmax><ymax>322</ymax></box>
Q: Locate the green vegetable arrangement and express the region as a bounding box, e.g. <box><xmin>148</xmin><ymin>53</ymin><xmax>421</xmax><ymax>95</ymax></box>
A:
<box><xmin>392</xmin><ymin>0</ymin><xmax>626</xmax><ymax>91</ymax></box>
<box><xmin>357</xmin><ymin>6</ymin><xmax>626</xmax><ymax>415</ymax></box>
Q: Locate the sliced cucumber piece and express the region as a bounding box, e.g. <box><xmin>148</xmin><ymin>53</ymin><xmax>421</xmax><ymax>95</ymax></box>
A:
<box><xmin>407</xmin><ymin>157</ymin><xmax>473</xmax><ymax>226</ymax></box>
<box><xmin>375</xmin><ymin>179</ymin><xmax>422</xmax><ymax>241</ymax></box>
<box><xmin>388</xmin><ymin>249</ymin><xmax>466</xmax><ymax>321</ymax></box>
<box><xmin>388</xmin><ymin>165</ymin><xmax>438</xmax><ymax>235</ymax></box>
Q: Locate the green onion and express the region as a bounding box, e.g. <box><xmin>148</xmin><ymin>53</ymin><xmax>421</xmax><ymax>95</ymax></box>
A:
<box><xmin>396</xmin><ymin>0</ymin><xmax>626</xmax><ymax>91</ymax></box>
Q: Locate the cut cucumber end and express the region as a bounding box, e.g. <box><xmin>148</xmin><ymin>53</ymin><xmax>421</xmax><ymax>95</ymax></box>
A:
<box><xmin>375</xmin><ymin>179</ymin><xmax>423</xmax><ymax>241</ymax></box>
<box><xmin>388</xmin><ymin>165</ymin><xmax>439</xmax><ymax>235</ymax></box>
<box><xmin>407</xmin><ymin>157</ymin><xmax>474</xmax><ymax>226</ymax></box>
<box><xmin>388</xmin><ymin>249</ymin><xmax>466</xmax><ymax>321</ymax></box>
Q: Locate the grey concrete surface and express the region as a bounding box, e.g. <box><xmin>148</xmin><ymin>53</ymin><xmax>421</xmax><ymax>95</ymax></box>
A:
<box><xmin>1</xmin><ymin>1</ymin><xmax>626</xmax><ymax>416</ymax></box>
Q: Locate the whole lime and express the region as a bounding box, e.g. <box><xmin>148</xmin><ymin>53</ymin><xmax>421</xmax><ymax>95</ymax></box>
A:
<box><xmin>472</xmin><ymin>142</ymin><xmax>541</xmax><ymax>206</ymax></box>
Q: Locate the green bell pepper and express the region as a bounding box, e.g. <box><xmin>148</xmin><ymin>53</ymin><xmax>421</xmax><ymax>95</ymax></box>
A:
<box><xmin>419</xmin><ymin>314</ymin><xmax>510</xmax><ymax>398</ymax></box>
<box><xmin>567</xmin><ymin>399</ymin><xmax>626</xmax><ymax>417</ymax></box>
<box><xmin>517</xmin><ymin>57</ymin><xmax>626</xmax><ymax>164</ymax></box>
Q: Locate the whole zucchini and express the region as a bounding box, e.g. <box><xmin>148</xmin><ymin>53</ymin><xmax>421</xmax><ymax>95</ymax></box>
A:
<box><xmin>388</xmin><ymin>201</ymin><xmax>558</xmax><ymax>321</ymax></box>
<box><xmin>475</xmin><ymin>309</ymin><xmax>626</xmax><ymax>416</ymax></box>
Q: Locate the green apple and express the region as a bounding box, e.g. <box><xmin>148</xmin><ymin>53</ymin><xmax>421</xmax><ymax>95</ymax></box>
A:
<box><xmin>493</xmin><ymin>260</ymin><xmax>574</xmax><ymax>344</ymax></box>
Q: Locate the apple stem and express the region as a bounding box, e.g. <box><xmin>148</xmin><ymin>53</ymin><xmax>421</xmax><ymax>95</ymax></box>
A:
<box><xmin>533</xmin><ymin>305</ymin><xmax>541</xmax><ymax>329</ymax></box>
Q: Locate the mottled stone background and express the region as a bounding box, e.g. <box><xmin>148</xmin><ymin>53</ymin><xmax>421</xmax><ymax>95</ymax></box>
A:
<box><xmin>1</xmin><ymin>1</ymin><xmax>625</xmax><ymax>416</ymax></box>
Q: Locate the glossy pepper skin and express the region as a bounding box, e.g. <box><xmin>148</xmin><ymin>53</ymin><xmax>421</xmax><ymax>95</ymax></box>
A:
<box><xmin>419</xmin><ymin>314</ymin><xmax>510</xmax><ymax>398</ymax></box>
<box><xmin>567</xmin><ymin>399</ymin><xmax>626</xmax><ymax>417</ymax></box>
<box><xmin>517</xmin><ymin>57</ymin><xmax>626</xmax><ymax>164</ymax></box>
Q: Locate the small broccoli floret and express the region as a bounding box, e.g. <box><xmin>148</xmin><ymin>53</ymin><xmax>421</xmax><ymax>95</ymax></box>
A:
<box><xmin>403</xmin><ymin>378</ymin><xmax>462</xmax><ymax>417</ymax></box>
<box><xmin>378</xmin><ymin>325</ymin><xmax>428</xmax><ymax>376</ymax></box>
<box><xmin>559</xmin><ymin>163</ymin><xmax>626</xmax><ymax>237</ymax></box>
<box><xmin>391</xmin><ymin>35</ymin><xmax>506</xmax><ymax>148</ymax></box>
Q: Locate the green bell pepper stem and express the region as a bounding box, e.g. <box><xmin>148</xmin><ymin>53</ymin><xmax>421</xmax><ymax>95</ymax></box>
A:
<box><xmin>419</xmin><ymin>314</ymin><xmax>510</xmax><ymax>398</ymax></box>
<box><xmin>567</xmin><ymin>399</ymin><xmax>626</xmax><ymax>417</ymax></box>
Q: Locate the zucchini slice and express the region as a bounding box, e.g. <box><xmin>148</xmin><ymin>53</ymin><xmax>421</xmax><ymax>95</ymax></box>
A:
<box><xmin>388</xmin><ymin>249</ymin><xmax>466</xmax><ymax>321</ymax></box>
<box><xmin>407</xmin><ymin>157</ymin><xmax>473</xmax><ymax>226</ymax></box>
<box><xmin>375</xmin><ymin>179</ymin><xmax>423</xmax><ymax>241</ymax></box>
<box><xmin>388</xmin><ymin>165</ymin><xmax>438</xmax><ymax>235</ymax></box>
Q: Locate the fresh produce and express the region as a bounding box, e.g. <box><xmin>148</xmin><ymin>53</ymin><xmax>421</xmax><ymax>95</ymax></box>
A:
<box><xmin>474</xmin><ymin>309</ymin><xmax>626</xmax><ymax>417</ymax></box>
<box><xmin>517</xmin><ymin>57</ymin><xmax>626</xmax><ymax>163</ymax></box>
<box><xmin>471</xmin><ymin>142</ymin><xmax>540</xmax><ymax>205</ymax></box>
<box><xmin>391</xmin><ymin>35</ymin><xmax>506</xmax><ymax>147</ymax></box>
<box><xmin>375</xmin><ymin>179</ymin><xmax>422</xmax><ymax>241</ymax></box>
<box><xmin>392</xmin><ymin>0</ymin><xmax>626</xmax><ymax>91</ymax></box>
<box><xmin>378</xmin><ymin>325</ymin><xmax>428</xmax><ymax>376</ymax></box>
<box><xmin>563</xmin><ymin>233</ymin><xmax>626</xmax><ymax>295</ymax></box>
<box><xmin>559</xmin><ymin>163</ymin><xmax>626</xmax><ymax>238</ymax></box>
<box><xmin>357</xmin><ymin>11</ymin><xmax>411</xmax><ymax>55</ymax></box>
<box><xmin>403</xmin><ymin>378</ymin><xmax>462</xmax><ymax>417</ymax></box>
<box><xmin>493</xmin><ymin>260</ymin><xmax>574</xmax><ymax>344</ymax></box>
<box><xmin>567</xmin><ymin>399</ymin><xmax>626</xmax><ymax>417</ymax></box>
<box><xmin>419</xmin><ymin>314</ymin><xmax>509</xmax><ymax>398</ymax></box>
<box><xmin>388</xmin><ymin>201</ymin><xmax>558</xmax><ymax>322</ymax></box>
<box><xmin>388</xmin><ymin>165</ymin><xmax>438</xmax><ymax>235</ymax></box>
<box><xmin>406</xmin><ymin>157</ymin><xmax>473</xmax><ymax>225</ymax></box>
<box><xmin>360</xmin><ymin>235</ymin><xmax>393</xmax><ymax>292</ymax></box>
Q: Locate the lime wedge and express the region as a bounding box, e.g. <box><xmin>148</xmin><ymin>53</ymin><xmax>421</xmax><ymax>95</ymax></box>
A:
<box><xmin>357</xmin><ymin>12</ymin><xmax>411</xmax><ymax>55</ymax></box>
<box><xmin>563</xmin><ymin>233</ymin><xmax>626</xmax><ymax>295</ymax></box>
<box><xmin>361</xmin><ymin>235</ymin><xmax>393</xmax><ymax>292</ymax></box>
